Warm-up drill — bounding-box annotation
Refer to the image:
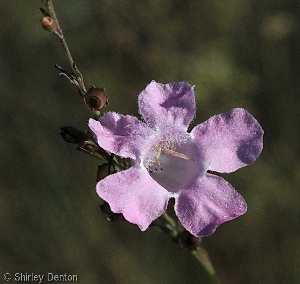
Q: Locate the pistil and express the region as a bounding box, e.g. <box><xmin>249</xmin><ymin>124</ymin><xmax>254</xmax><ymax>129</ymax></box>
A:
<box><xmin>161</xmin><ymin>148</ymin><xmax>194</xmax><ymax>161</ymax></box>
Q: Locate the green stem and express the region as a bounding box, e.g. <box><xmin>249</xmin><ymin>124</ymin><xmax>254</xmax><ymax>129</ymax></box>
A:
<box><xmin>162</xmin><ymin>212</ymin><xmax>177</xmax><ymax>229</ymax></box>
<box><xmin>161</xmin><ymin>212</ymin><xmax>178</xmax><ymax>238</ymax></box>
<box><xmin>191</xmin><ymin>248</ymin><xmax>219</xmax><ymax>284</ymax></box>
<box><xmin>43</xmin><ymin>0</ymin><xmax>87</xmax><ymax>93</ymax></box>
<box><xmin>158</xmin><ymin>213</ymin><xmax>218</xmax><ymax>283</ymax></box>
<box><xmin>43</xmin><ymin>0</ymin><xmax>102</xmax><ymax>119</ymax></box>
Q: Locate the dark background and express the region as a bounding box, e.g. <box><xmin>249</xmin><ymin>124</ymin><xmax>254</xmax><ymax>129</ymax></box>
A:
<box><xmin>1</xmin><ymin>1</ymin><xmax>300</xmax><ymax>283</ymax></box>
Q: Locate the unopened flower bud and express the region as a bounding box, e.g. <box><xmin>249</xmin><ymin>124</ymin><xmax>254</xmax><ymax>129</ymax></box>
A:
<box><xmin>60</xmin><ymin>126</ymin><xmax>89</xmax><ymax>144</ymax></box>
<box><xmin>177</xmin><ymin>230</ymin><xmax>201</xmax><ymax>251</ymax></box>
<box><xmin>84</xmin><ymin>87</ymin><xmax>108</xmax><ymax>111</ymax></box>
<box><xmin>97</xmin><ymin>163</ymin><xmax>116</xmax><ymax>181</ymax></box>
<box><xmin>41</xmin><ymin>16</ymin><xmax>58</xmax><ymax>32</ymax></box>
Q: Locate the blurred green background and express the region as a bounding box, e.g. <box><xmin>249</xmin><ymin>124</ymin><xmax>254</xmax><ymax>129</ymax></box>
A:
<box><xmin>1</xmin><ymin>1</ymin><xmax>300</xmax><ymax>283</ymax></box>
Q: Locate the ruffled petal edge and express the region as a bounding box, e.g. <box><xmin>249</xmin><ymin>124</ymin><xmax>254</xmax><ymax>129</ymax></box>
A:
<box><xmin>175</xmin><ymin>173</ymin><xmax>247</xmax><ymax>237</ymax></box>
<box><xmin>97</xmin><ymin>166</ymin><xmax>171</xmax><ymax>230</ymax></box>
<box><xmin>191</xmin><ymin>108</ymin><xmax>263</xmax><ymax>173</ymax></box>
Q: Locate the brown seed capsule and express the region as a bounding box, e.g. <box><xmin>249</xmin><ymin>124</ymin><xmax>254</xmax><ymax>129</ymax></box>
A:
<box><xmin>41</xmin><ymin>16</ymin><xmax>58</xmax><ymax>32</ymax></box>
<box><xmin>84</xmin><ymin>87</ymin><xmax>108</xmax><ymax>111</ymax></box>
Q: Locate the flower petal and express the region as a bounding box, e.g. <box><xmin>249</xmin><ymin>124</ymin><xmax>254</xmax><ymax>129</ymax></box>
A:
<box><xmin>175</xmin><ymin>173</ymin><xmax>247</xmax><ymax>237</ymax></box>
<box><xmin>89</xmin><ymin>112</ymin><xmax>149</xmax><ymax>159</ymax></box>
<box><xmin>97</xmin><ymin>167</ymin><xmax>170</xmax><ymax>230</ymax></box>
<box><xmin>191</xmin><ymin>108</ymin><xmax>263</xmax><ymax>173</ymax></box>
<box><xmin>138</xmin><ymin>81</ymin><xmax>195</xmax><ymax>130</ymax></box>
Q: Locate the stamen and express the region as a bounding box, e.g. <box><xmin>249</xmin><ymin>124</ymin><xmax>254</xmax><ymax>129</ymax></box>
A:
<box><xmin>161</xmin><ymin>148</ymin><xmax>194</xmax><ymax>161</ymax></box>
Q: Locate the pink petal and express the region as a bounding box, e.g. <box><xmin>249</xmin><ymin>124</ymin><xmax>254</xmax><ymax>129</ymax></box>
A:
<box><xmin>89</xmin><ymin>112</ymin><xmax>149</xmax><ymax>159</ymax></box>
<box><xmin>97</xmin><ymin>167</ymin><xmax>171</xmax><ymax>230</ymax></box>
<box><xmin>138</xmin><ymin>81</ymin><xmax>195</xmax><ymax>130</ymax></box>
<box><xmin>191</xmin><ymin>108</ymin><xmax>263</xmax><ymax>173</ymax></box>
<box><xmin>175</xmin><ymin>173</ymin><xmax>247</xmax><ymax>237</ymax></box>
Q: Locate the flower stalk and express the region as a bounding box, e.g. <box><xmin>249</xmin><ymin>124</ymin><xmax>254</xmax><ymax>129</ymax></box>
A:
<box><xmin>152</xmin><ymin>213</ymin><xmax>218</xmax><ymax>283</ymax></box>
<box><xmin>40</xmin><ymin>2</ymin><xmax>263</xmax><ymax>284</ymax></box>
<box><xmin>42</xmin><ymin>0</ymin><xmax>85</xmax><ymax>93</ymax></box>
<box><xmin>41</xmin><ymin>0</ymin><xmax>102</xmax><ymax>119</ymax></box>
<box><xmin>192</xmin><ymin>248</ymin><xmax>218</xmax><ymax>284</ymax></box>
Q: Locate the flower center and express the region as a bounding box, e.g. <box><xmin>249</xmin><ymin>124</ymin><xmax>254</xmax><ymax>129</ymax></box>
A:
<box><xmin>145</xmin><ymin>136</ymin><xmax>204</xmax><ymax>193</ymax></box>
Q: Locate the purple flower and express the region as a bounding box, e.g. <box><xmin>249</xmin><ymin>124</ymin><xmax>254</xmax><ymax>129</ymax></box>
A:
<box><xmin>89</xmin><ymin>81</ymin><xmax>263</xmax><ymax>237</ymax></box>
